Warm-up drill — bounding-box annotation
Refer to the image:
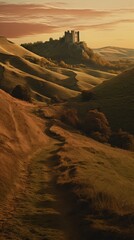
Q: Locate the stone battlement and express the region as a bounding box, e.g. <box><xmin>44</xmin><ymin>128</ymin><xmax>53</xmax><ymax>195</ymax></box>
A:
<box><xmin>64</xmin><ymin>30</ymin><xmax>80</xmax><ymax>43</ymax></box>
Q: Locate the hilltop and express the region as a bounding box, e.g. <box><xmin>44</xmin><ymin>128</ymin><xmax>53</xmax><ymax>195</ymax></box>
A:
<box><xmin>21</xmin><ymin>39</ymin><xmax>109</xmax><ymax>67</ymax></box>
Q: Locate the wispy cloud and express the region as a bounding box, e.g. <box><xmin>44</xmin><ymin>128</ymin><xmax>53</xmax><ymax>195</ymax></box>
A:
<box><xmin>0</xmin><ymin>2</ymin><xmax>110</xmax><ymax>19</ymax></box>
<box><xmin>0</xmin><ymin>22</ymin><xmax>58</xmax><ymax>38</ymax></box>
<box><xmin>75</xmin><ymin>19</ymin><xmax>134</xmax><ymax>31</ymax></box>
<box><xmin>0</xmin><ymin>2</ymin><xmax>133</xmax><ymax>38</ymax></box>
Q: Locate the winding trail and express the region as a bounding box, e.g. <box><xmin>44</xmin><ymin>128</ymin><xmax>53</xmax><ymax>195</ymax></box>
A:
<box><xmin>0</xmin><ymin>124</ymin><xmax>80</xmax><ymax>240</ymax></box>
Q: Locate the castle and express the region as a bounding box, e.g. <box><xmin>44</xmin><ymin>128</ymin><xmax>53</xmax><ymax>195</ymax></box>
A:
<box><xmin>64</xmin><ymin>30</ymin><xmax>80</xmax><ymax>44</ymax></box>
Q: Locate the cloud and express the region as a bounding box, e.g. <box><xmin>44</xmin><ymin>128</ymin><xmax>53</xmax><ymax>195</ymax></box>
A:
<box><xmin>0</xmin><ymin>2</ymin><xmax>133</xmax><ymax>39</ymax></box>
<box><xmin>93</xmin><ymin>19</ymin><xmax>134</xmax><ymax>30</ymax></box>
<box><xmin>0</xmin><ymin>22</ymin><xmax>58</xmax><ymax>38</ymax></box>
<box><xmin>45</xmin><ymin>1</ymin><xmax>68</xmax><ymax>7</ymax></box>
<box><xmin>0</xmin><ymin>2</ymin><xmax>110</xmax><ymax>21</ymax></box>
<box><xmin>0</xmin><ymin>2</ymin><xmax>111</xmax><ymax>38</ymax></box>
<box><xmin>74</xmin><ymin>19</ymin><xmax>134</xmax><ymax>31</ymax></box>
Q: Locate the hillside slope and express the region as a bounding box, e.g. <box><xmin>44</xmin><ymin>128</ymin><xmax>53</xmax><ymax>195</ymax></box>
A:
<box><xmin>0</xmin><ymin>90</ymin><xmax>47</xmax><ymax>204</ymax></box>
<box><xmin>72</xmin><ymin>67</ymin><xmax>134</xmax><ymax>134</ymax></box>
<box><xmin>92</xmin><ymin>67</ymin><xmax>134</xmax><ymax>133</ymax></box>
<box><xmin>21</xmin><ymin>40</ymin><xmax>109</xmax><ymax>66</ymax></box>
<box><xmin>50</xmin><ymin>124</ymin><xmax>134</xmax><ymax>239</ymax></box>
<box><xmin>0</xmin><ymin>37</ymin><xmax>115</xmax><ymax>102</ymax></box>
<box><xmin>0</xmin><ymin>96</ymin><xmax>134</xmax><ymax>239</ymax></box>
<box><xmin>0</xmin><ymin>36</ymin><xmax>50</xmax><ymax>65</ymax></box>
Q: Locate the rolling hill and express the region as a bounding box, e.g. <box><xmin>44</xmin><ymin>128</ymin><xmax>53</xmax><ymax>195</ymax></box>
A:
<box><xmin>0</xmin><ymin>36</ymin><xmax>51</xmax><ymax>66</ymax></box>
<box><xmin>0</xmin><ymin>37</ymin><xmax>134</xmax><ymax>240</ymax></box>
<box><xmin>0</xmin><ymin>37</ymin><xmax>115</xmax><ymax>102</ymax></box>
<box><xmin>94</xmin><ymin>46</ymin><xmax>134</xmax><ymax>61</ymax></box>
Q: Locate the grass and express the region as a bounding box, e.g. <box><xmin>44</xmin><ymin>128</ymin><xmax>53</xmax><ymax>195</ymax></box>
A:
<box><xmin>68</xmin><ymin>67</ymin><xmax>134</xmax><ymax>135</ymax></box>
<box><xmin>92</xmin><ymin>68</ymin><xmax>134</xmax><ymax>133</ymax></box>
<box><xmin>0</xmin><ymin>141</ymin><xmax>66</xmax><ymax>240</ymax></box>
<box><xmin>51</xmin><ymin>124</ymin><xmax>134</xmax><ymax>239</ymax></box>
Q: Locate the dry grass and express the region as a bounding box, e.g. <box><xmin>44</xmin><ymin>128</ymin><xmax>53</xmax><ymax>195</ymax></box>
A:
<box><xmin>92</xmin><ymin>67</ymin><xmax>134</xmax><ymax>133</ymax></box>
<box><xmin>69</xmin><ymin>67</ymin><xmax>134</xmax><ymax>135</ymax></box>
<box><xmin>50</xmin><ymin>124</ymin><xmax>134</xmax><ymax>239</ymax></box>
<box><xmin>0</xmin><ymin>90</ymin><xmax>48</xmax><ymax>204</ymax></box>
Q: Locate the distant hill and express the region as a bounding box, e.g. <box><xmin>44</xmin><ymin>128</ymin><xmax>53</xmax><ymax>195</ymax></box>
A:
<box><xmin>94</xmin><ymin>46</ymin><xmax>134</xmax><ymax>61</ymax></box>
<box><xmin>21</xmin><ymin>39</ymin><xmax>110</xmax><ymax>67</ymax></box>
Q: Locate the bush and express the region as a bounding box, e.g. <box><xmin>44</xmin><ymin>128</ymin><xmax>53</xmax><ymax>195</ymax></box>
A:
<box><xmin>11</xmin><ymin>85</ymin><xmax>32</xmax><ymax>102</ymax></box>
<box><xmin>59</xmin><ymin>60</ymin><xmax>68</xmax><ymax>68</ymax></box>
<box><xmin>90</xmin><ymin>131</ymin><xmax>109</xmax><ymax>143</ymax></box>
<box><xmin>81</xmin><ymin>90</ymin><xmax>96</xmax><ymax>101</ymax></box>
<box><xmin>83</xmin><ymin>109</ymin><xmax>111</xmax><ymax>142</ymax></box>
<box><xmin>60</xmin><ymin>108</ymin><xmax>80</xmax><ymax>129</ymax></box>
<box><xmin>109</xmin><ymin>129</ymin><xmax>134</xmax><ymax>150</ymax></box>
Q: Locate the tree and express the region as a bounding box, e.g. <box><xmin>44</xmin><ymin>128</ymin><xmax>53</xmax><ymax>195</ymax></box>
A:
<box><xmin>11</xmin><ymin>84</ymin><xmax>32</xmax><ymax>102</ymax></box>
<box><xmin>109</xmin><ymin>129</ymin><xmax>134</xmax><ymax>150</ymax></box>
<box><xmin>83</xmin><ymin>109</ymin><xmax>111</xmax><ymax>142</ymax></box>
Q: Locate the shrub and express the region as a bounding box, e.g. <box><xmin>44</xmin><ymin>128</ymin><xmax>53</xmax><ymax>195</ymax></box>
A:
<box><xmin>90</xmin><ymin>131</ymin><xmax>109</xmax><ymax>143</ymax></box>
<box><xmin>59</xmin><ymin>60</ymin><xmax>68</xmax><ymax>68</ymax></box>
<box><xmin>83</xmin><ymin>109</ymin><xmax>111</xmax><ymax>142</ymax></box>
<box><xmin>109</xmin><ymin>129</ymin><xmax>134</xmax><ymax>150</ymax></box>
<box><xmin>11</xmin><ymin>85</ymin><xmax>32</xmax><ymax>102</ymax></box>
<box><xmin>60</xmin><ymin>108</ymin><xmax>80</xmax><ymax>129</ymax></box>
<box><xmin>81</xmin><ymin>90</ymin><xmax>96</xmax><ymax>101</ymax></box>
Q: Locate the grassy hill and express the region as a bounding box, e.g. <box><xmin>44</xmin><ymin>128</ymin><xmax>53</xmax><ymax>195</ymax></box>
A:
<box><xmin>92</xmin><ymin>68</ymin><xmax>134</xmax><ymax>133</ymax></box>
<box><xmin>0</xmin><ymin>37</ymin><xmax>115</xmax><ymax>102</ymax></box>
<box><xmin>0</xmin><ymin>35</ymin><xmax>134</xmax><ymax>240</ymax></box>
<box><xmin>49</xmin><ymin>123</ymin><xmax>134</xmax><ymax>239</ymax></box>
<box><xmin>0</xmin><ymin>36</ymin><xmax>51</xmax><ymax>66</ymax></box>
<box><xmin>0</xmin><ymin>92</ymin><xmax>134</xmax><ymax>239</ymax></box>
<box><xmin>0</xmin><ymin>90</ymin><xmax>47</xmax><ymax>203</ymax></box>
<box><xmin>71</xmin><ymin>67</ymin><xmax>134</xmax><ymax>134</ymax></box>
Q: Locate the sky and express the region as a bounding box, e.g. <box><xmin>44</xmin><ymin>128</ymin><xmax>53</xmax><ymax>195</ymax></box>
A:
<box><xmin>0</xmin><ymin>0</ymin><xmax>134</xmax><ymax>48</ymax></box>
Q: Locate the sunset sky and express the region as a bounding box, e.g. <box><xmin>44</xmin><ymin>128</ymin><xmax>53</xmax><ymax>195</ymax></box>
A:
<box><xmin>0</xmin><ymin>0</ymin><xmax>134</xmax><ymax>48</ymax></box>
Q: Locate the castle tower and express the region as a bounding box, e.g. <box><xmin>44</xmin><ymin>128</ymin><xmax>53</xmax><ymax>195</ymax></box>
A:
<box><xmin>64</xmin><ymin>30</ymin><xmax>80</xmax><ymax>43</ymax></box>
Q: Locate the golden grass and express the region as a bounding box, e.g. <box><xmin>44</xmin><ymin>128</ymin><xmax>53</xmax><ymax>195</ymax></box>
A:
<box><xmin>0</xmin><ymin>90</ymin><xmax>48</xmax><ymax>204</ymax></box>
<box><xmin>92</xmin><ymin>67</ymin><xmax>134</xmax><ymax>133</ymax></box>
<box><xmin>50</xmin><ymin>124</ymin><xmax>134</xmax><ymax>238</ymax></box>
<box><xmin>68</xmin><ymin>67</ymin><xmax>134</xmax><ymax>135</ymax></box>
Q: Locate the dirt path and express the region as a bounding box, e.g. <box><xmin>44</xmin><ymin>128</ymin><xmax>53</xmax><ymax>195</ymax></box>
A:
<box><xmin>0</xmin><ymin>126</ymin><xmax>81</xmax><ymax>240</ymax></box>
